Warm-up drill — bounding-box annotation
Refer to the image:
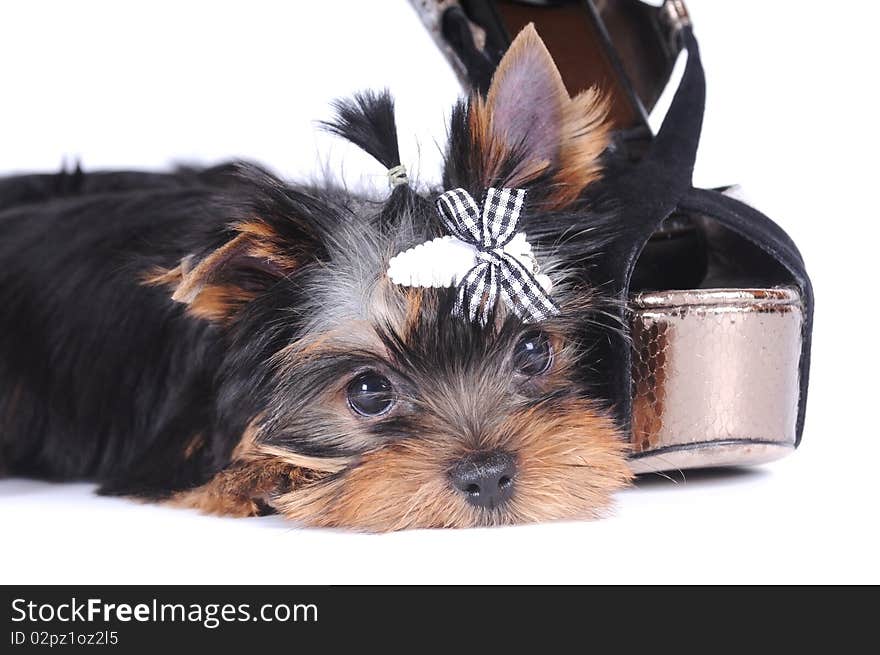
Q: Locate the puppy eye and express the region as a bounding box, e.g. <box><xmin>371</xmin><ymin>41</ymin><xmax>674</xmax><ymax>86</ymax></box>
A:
<box><xmin>346</xmin><ymin>371</ymin><xmax>394</xmax><ymax>417</ymax></box>
<box><xmin>513</xmin><ymin>330</ymin><xmax>553</xmax><ymax>376</ymax></box>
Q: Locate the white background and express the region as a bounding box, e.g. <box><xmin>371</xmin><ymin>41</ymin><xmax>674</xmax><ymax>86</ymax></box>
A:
<box><xmin>1</xmin><ymin>0</ymin><xmax>878</xmax><ymax>584</ymax></box>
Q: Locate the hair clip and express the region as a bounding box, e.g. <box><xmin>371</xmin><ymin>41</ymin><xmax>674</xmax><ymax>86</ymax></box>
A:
<box><xmin>388</xmin><ymin>187</ymin><xmax>555</xmax><ymax>324</ymax></box>
<box><xmin>386</xmin><ymin>164</ymin><xmax>408</xmax><ymax>188</ymax></box>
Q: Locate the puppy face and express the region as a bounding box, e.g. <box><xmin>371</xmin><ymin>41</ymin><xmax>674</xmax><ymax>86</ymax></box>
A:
<box><xmin>268</xmin><ymin>286</ymin><xmax>629</xmax><ymax>531</ymax></box>
<box><xmin>157</xmin><ymin>25</ymin><xmax>631</xmax><ymax>531</ymax></box>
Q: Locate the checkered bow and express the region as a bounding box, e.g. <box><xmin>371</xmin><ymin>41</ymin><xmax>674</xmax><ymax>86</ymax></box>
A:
<box><xmin>436</xmin><ymin>187</ymin><xmax>558</xmax><ymax>324</ymax></box>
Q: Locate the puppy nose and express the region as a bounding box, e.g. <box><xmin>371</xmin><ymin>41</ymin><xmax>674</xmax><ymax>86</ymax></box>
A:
<box><xmin>450</xmin><ymin>451</ymin><xmax>516</xmax><ymax>509</ymax></box>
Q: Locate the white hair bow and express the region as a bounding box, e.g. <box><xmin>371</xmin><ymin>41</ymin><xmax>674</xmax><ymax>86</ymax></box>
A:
<box><xmin>387</xmin><ymin>187</ymin><xmax>557</xmax><ymax>324</ymax></box>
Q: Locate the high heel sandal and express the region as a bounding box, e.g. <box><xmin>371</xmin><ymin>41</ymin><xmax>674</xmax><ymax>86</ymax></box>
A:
<box><xmin>413</xmin><ymin>0</ymin><xmax>813</xmax><ymax>473</ymax></box>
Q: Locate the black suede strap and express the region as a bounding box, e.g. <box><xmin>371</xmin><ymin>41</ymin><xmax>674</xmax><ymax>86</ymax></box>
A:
<box><xmin>596</xmin><ymin>26</ymin><xmax>705</xmax><ymax>436</ymax></box>
<box><xmin>596</xmin><ymin>26</ymin><xmax>812</xmax><ymax>445</ymax></box>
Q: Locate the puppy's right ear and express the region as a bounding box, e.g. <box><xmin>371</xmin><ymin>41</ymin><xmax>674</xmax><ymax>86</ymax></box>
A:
<box><xmin>464</xmin><ymin>23</ymin><xmax>611</xmax><ymax>207</ymax></box>
<box><xmin>145</xmin><ymin>219</ymin><xmax>309</xmax><ymax>323</ymax></box>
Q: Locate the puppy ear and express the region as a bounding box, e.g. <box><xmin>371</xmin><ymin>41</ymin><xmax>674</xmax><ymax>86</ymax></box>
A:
<box><xmin>146</xmin><ymin>220</ymin><xmax>304</xmax><ymax>323</ymax></box>
<box><xmin>471</xmin><ymin>23</ymin><xmax>611</xmax><ymax>206</ymax></box>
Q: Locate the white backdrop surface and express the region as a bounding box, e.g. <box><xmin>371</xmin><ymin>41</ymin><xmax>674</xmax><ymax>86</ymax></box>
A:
<box><xmin>1</xmin><ymin>0</ymin><xmax>877</xmax><ymax>584</ymax></box>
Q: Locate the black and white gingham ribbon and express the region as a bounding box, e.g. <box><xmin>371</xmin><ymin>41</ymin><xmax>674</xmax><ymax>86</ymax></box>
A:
<box><xmin>436</xmin><ymin>187</ymin><xmax>558</xmax><ymax>324</ymax></box>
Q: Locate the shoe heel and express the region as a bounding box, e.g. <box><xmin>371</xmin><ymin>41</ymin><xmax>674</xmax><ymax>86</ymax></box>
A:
<box><xmin>629</xmin><ymin>287</ymin><xmax>803</xmax><ymax>473</ymax></box>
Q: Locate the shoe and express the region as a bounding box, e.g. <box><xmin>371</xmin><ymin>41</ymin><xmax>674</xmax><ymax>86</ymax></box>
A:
<box><xmin>412</xmin><ymin>0</ymin><xmax>814</xmax><ymax>472</ymax></box>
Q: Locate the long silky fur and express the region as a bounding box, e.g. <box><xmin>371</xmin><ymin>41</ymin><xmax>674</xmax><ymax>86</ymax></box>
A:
<box><xmin>0</xmin><ymin>30</ymin><xmax>631</xmax><ymax>531</ymax></box>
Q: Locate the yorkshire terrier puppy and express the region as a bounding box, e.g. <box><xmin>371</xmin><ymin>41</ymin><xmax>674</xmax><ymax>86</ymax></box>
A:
<box><xmin>0</xmin><ymin>26</ymin><xmax>632</xmax><ymax>531</ymax></box>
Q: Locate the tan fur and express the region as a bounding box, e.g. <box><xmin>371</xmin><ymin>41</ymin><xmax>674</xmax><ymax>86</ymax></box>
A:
<box><xmin>232</xmin><ymin>220</ymin><xmax>300</xmax><ymax>271</ymax></box>
<box><xmin>170</xmin><ymin>459</ymin><xmax>324</xmax><ymax>517</ymax></box>
<box><xmin>255</xmin><ymin>445</ymin><xmax>352</xmax><ymax>473</ymax></box>
<box><xmin>553</xmin><ymin>88</ymin><xmax>611</xmax><ymax>207</ymax></box>
<box><xmin>170</xmin><ymin>421</ymin><xmax>338</xmax><ymax>517</ymax></box>
<box><xmin>469</xmin><ymin>95</ymin><xmax>552</xmax><ymax>190</ymax></box>
<box><xmin>235</xmin><ymin>219</ymin><xmax>280</xmax><ymax>241</ymax></box>
<box><xmin>171</xmin><ymin>233</ymin><xmax>253</xmax><ymax>304</ymax></box>
<box><xmin>189</xmin><ymin>283</ymin><xmax>258</xmax><ymax>322</ymax></box>
<box><xmin>271</xmin><ymin>320</ymin><xmax>381</xmax><ymax>377</ymax></box>
<box><xmin>142</xmin><ymin>219</ymin><xmax>299</xmax><ymax>323</ymax></box>
<box><xmin>141</xmin><ymin>264</ymin><xmax>184</xmax><ymax>288</ymax></box>
<box><xmin>182</xmin><ymin>433</ymin><xmax>205</xmax><ymax>460</ymax></box>
<box><xmin>402</xmin><ymin>288</ymin><xmax>426</xmax><ymax>341</ymax></box>
<box><xmin>470</xmin><ymin>23</ymin><xmax>611</xmax><ymax>207</ymax></box>
<box><xmin>235</xmin><ymin>419</ymin><xmax>351</xmax><ymax>472</ymax></box>
<box><xmin>274</xmin><ymin>398</ymin><xmax>631</xmax><ymax>532</ymax></box>
<box><xmin>144</xmin><ymin>257</ymin><xmax>260</xmax><ymax>322</ymax></box>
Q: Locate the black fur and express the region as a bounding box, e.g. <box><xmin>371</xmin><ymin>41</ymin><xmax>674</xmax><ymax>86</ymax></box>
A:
<box><xmin>0</xmin><ymin>163</ymin><xmax>335</xmax><ymax>495</ymax></box>
<box><xmin>321</xmin><ymin>90</ymin><xmax>401</xmax><ymax>171</ymax></box>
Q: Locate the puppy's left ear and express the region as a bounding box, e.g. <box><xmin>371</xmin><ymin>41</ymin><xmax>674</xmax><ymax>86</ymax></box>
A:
<box><xmin>470</xmin><ymin>23</ymin><xmax>612</xmax><ymax>207</ymax></box>
<box><xmin>146</xmin><ymin>220</ymin><xmax>309</xmax><ymax>323</ymax></box>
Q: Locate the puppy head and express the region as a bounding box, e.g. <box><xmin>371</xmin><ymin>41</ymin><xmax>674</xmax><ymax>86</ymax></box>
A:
<box><xmin>153</xmin><ymin>25</ymin><xmax>630</xmax><ymax>531</ymax></box>
<box><xmin>268</xmin><ymin>288</ymin><xmax>630</xmax><ymax>531</ymax></box>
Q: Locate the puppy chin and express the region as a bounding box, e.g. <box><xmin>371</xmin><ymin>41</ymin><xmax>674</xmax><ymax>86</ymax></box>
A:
<box><xmin>272</xmin><ymin>399</ymin><xmax>632</xmax><ymax>533</ymax></box>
